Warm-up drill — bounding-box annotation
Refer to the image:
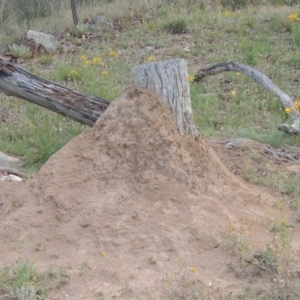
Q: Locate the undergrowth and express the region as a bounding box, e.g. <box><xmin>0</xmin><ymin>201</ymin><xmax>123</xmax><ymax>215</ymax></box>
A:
<box><xmin>0</xmin><ymin>238</ymin><xmax>68</xmax><ymax>300</ymax></box>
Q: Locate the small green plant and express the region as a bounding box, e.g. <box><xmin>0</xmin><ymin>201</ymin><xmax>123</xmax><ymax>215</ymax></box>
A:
<box><xmin>0</xmin><ymin>243</ymin><xmax>69</xmax><ymax>300</ymax></box>
<box><xmin>39</xmin><ymin>56</ymin><xmax>52</xmax><ymax>65</ymax></box>
<box><xmin>57</xmin><ymin>67</ymin><xmax>82</xmax><ymax>82</ymax></box>
<box><xmin>149</xmin><ymin>255</ymin><xmax>157</xmax><ymax>264</ymax></box>
<box><xmin>9</xmin><ymin>44</ymin><xmax>32</xmax><ymax>59</ymax></box>
<box><xmin>222</xmin><ymin>219</ymin><xmax>254</xmax><ymax>267</ymax></box>
<box><xmin>96</xmin><ymin>291</ymin><xmax>105</xmax><ymax>300</ymax></box>
<box><xmin>122</xmin><ymin>281</ymin><xmax>132</xmax><ymax>299</ymax></box>
<box><xmin>0</xmin><ymin>260</ymin><xmax>40</xmax><ymax>300</ymax></box>
<box><xmin>76</xmin><ymin>23</ymin><xmax>90</xmax><ymax>37</ymax></box>
<box><xmin>162</xmin><ymin>17</ymin><xmax>188</xmax><ymax>34</ymax></box>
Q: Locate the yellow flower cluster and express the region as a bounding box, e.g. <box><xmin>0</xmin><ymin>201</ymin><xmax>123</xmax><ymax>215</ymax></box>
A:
<box><xmin>285</xmin><ymin>99</ymin><xmax>300</xmax><ymax>114</ymax></box>
<box><xmin>146</xmin><ymin>55</ymin><xmax>156</xmax><ymax>62</ymax></box>
<box><xmin>80</xmin><ymin>55</ymin><xmax>103</xmax><ymax>66</ymax></box>
<box><xmin>68</xmin><ymin>69</ymin><xmax>79</xmax><ymax>81</ymax></box>
<box><xmin>109</xmin><ymin>50</ymin><xmax>118</xmax><ymax>58</ymax></box>
<box><xmin>188</xmin><ymin>75</ymin><xmax>195</xmax><ymax>83</ymax></box>
<box><xmin>223</xmin><ymin>11</ymin><xmax>231</xmax><ymax>17</ymax></box>
<box><xmin>288</xmin><ymin>13</ymin><xmax>300</xmax><ymax>22</ymax></box>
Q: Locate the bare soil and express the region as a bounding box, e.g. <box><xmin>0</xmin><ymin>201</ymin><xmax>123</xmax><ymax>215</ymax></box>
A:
<box><xmin>0</xmin><ymin>86</ymin><xmax>297</xmax><ymax>299</ymax></box>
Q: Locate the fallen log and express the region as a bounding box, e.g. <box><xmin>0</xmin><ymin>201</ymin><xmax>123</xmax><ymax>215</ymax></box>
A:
<box><xmin>0</xmin><ymin>59</ymin><xmax>110</xmax><ymax>126</ymax></box>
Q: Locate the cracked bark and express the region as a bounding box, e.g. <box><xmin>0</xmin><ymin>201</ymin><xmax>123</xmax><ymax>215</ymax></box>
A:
<box><xmin>0</xmin><ymin>59</ymin><xmax>110</xmax><ymax>127</ymax></box>
<box><xmin>132</xmin><ymin>58</ymin><xmax>199</xmax><ymax>139</ymax></box>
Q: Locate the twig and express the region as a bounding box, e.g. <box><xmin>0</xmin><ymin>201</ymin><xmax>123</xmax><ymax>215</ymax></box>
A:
<box><xmin>0</xmin><ymin>166</ymin><xmax>30</xmax><ymax>178</ymax></box>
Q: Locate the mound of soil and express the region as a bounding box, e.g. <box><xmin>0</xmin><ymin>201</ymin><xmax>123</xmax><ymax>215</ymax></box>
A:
<box><xmin>0</xmin><ymin>86</ymin><xmax>276</xmax><ymax>299</ymax></box>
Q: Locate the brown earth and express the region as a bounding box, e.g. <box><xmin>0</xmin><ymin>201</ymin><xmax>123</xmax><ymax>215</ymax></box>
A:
<box><xmin>0</xmin><ymin>86</ymin><xmax>296</xmax><ymax>299</ymax></box>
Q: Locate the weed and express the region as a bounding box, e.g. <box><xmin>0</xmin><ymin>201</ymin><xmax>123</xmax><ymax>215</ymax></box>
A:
<box><xmin>95</xmin><ymin>291</ymin><xmax>105</xmax><ymax>300</ymax></box>
<box><xmin>9</xmin><ymin>44</ymin><xmax>32</xmax><ymax>59</ymax></box>
<box><xmin>149</xmin><ymin>255</ymin><xmax>157</xmax><ymax>264</ymax></box>
<box><xmin>162</xmin><ymin>17</ymin><xmax>188</xmax><ymax>34</ymax></box>
<box><xmin>0</xmin><ymin>237</ymin><xmax>68</xmax><ymax>299</ymax></box>
<box><xmin>76</xmin><ymin>23</ymin><xmax>90</xmax><ymax>37</ymax></box>
<box><xmin>58</xmin><ymin>268</ymin><xmax>68</xmax><ymax>285</ymax></box>
<box><xmin>222</xmin><ymin>218</ymin><xmax>254</xmax><ymax>267</ymax></box>
<box><xmin>57</xmin><ymin>66</ymin><xmax>82</xmax><ymax>82</ymax></box>
<box><xmin>122</xmin><ymin>281</ymin><xmax>132</xmax><ymax>299</ymax></box>
<box><xmin>38</xmin><ymin>56</ymin><xmax>52</xmax><ymax>65</ymax></box>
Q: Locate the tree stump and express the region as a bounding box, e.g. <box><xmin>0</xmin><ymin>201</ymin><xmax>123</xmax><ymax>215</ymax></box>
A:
<box><xmin>132</xmin><ymin>58</ymin><xmax>199</xmax><ymax>139</ymax></box>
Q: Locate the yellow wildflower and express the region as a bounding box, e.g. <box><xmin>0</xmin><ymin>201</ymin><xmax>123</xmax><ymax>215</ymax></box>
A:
<box><xmin>223</xmin><ymin>11</ymin><xmax>230</xmax><ymax>17</ymax></box>
<box><xmin>280</xmin><ymin>218</ymin><xmax>287</xmax><ymax>226</ymax></box>
<box><xmin>93</xmin><ymin>56</ymin><xmax>102</xmax><ymax>64</ymax></box>
<box><xmin>102</xmin><ymin>70</ymin><xmax>108</xmax><ymax>75</ymax></box>
<box><xmin>68</xmin><ymin>70</ymin><xmax>78</xmax><ymax>76</ymax></box>
<box><xmin>84</xmin><ymin>60</ymin><xmax>92</xmax><ymax>66</ymax></box>
<box><xmin>146</xmin><ymin>55</ymin><xmax>156</xmax><ymax>62</ymax></box>
<box><xmin>293</xmin><ymin>99</ymin><xmax>300</xmax><ymax>111</ymax></box>
<box><xmin>188</xmin><ymin>75</ymin><xmax>195</xmax><ymax>83</ymax></box>
<box><xmin>236</xmin><ymin>72</ymin><xmax>241</xmax><ymax>76</ymax></box>
<box><xmin>285</xmin><ymin>107</ymin><xmax>292</xmax><ymax>114</ymax></box>
<box><xmin>231</xmin><ymin>90</ymin><xmax>236</xmax><ymax>96</ymax></box>
<box><xmin>190</xmin><ymin>267</ymin><xmax>197</xmax><ymax>273</ymax></box>
<box><xmin>288</xmin><ymin>13</ymin><xmax>299</xmax><ymax>22</ymax></box>
<box><xmin>100</xmin><ymin>251</ymin><xmax>107</xmax><ymax>256</ymax></box>
<box><xmin>79</xmin><ymin>55</ymin><xmax>87</xmax><ymax>62</ymax></box>
<box><xmin>109</xmin><ymin>50</ymin><xmax>118</xmax><ymax>57</ymax></box>
<box><xmin>68</xmin><ymin>70</ymin><xmax>79</xmax><ymax>80</ymax></box>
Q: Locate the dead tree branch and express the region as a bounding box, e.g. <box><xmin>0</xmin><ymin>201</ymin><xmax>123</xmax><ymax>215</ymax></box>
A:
<box><xmin>195</xmin><ymin>61</ymin><xmax>300</xmax><ymax>134</ymax></box>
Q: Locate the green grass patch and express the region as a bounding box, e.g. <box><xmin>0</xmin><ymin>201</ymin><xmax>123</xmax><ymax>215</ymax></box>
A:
<box><xmin>0</xmin><ymin>237</ymin><xmax>68</xmax><ymax>300</ymax></box>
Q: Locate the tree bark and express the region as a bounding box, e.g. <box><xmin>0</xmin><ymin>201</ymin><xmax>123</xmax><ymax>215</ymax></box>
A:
<box><xmin>132</xmin><ymin>58</ymin><xmax>199</xmax><ymax>139</ymax></box>
<box><xmin>70</xmin><ymin>0</ymin><xmax>79</xmax><ymax>26</ymax></box>
<box><xmin>0</xmin><ymin>59</ymin><xmax>110</xmax><ymax>127</ymax></box>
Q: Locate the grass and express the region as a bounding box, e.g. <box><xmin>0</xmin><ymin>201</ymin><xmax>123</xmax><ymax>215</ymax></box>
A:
<box><xmin>0</xmin><ymin>239</ymin><xmax>68</xmax><ymax>300</ymax></box>
<box><xmin>0</xmin><ymin>260</ymin><xmax>68</xmax><ymax>300</ymax></box>
<box><xmin>221</xmin><ymin>215</ymin><xmax>300</xmax><ymax>299</ymax></box>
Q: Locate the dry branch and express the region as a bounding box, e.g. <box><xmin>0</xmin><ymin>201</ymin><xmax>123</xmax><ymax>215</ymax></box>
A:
<box><xmin>195</xmin><ymin>61</ymin><xmax>300</xmax><ymax>133</ymax></box>
<box><xmin>0</xmin><ymin>166</ymin><xmax>30</xmax><ymax>178</ymax></box>
<box><xmin>0</xmin><ymin>59</ymin><xmax>110</xmax><ymax>126</ymax></box>
<box><xmin>195</xmin><ymin>61</ymin><xmax>293</xmax><ymax>108</ymax></box>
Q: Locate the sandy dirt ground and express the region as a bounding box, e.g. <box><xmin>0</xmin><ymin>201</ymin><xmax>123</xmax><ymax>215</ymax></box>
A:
<box><xmin>0</xmin><ymin>86</ymin><xmax>298</xmax><ymax>299</ymax></box>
